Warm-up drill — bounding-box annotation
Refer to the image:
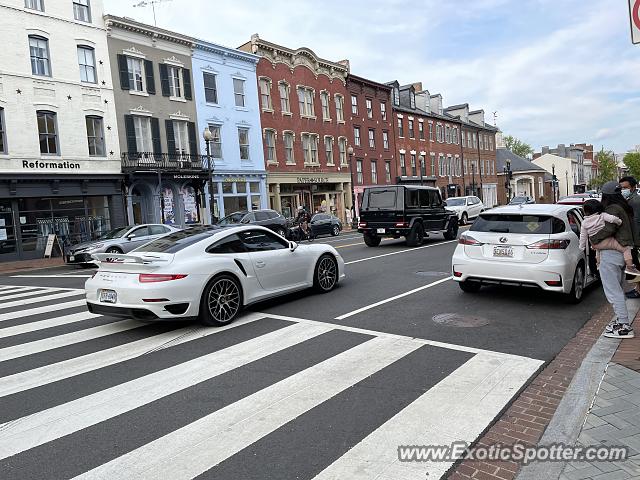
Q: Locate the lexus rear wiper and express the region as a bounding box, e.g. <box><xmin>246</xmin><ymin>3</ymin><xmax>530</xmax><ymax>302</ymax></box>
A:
<box><xmin>489</xmin><ymin>228</ymin><xmax>510</xmax><ymax>233</ymax></box>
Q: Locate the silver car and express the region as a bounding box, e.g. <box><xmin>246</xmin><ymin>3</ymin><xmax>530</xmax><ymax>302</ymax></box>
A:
<box><xmin>66</xmin><ymin>224</ymin><xmax>180</xmax><ymax>266</ymax></box>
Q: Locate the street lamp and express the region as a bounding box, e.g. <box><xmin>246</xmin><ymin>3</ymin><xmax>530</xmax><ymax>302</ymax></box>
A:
<box><xmin>347</xmin><ymin>146</ymin><xmax>355</xmax><ymax>225</ymax></box>
<box><xmin>203</xmin><ymin>127</ymin><xmax>216</xmax><ymax>224</ymax></box>
<box><xmin>565</xmin><ymin>170</ymin><xmax>569</xmax><ymax>196</ymax></box>
<box><xmin>503</xmin><ymin>158</ymin><xmax>512</xmax><ymax>202</ymax></box>
<box><xmin>551</xmin><ymin>163</ymin><xmax>556</xmax><ymax>203</ymax></box>
<box><xmin>471</xmin><ymin>161</ymin><xmax>476</xmax><ymax>196</ymax></box>
<box><xmin>418</xmin><ymin>154</ymin><xmax>424</xmax><ymax>185</ymax></box>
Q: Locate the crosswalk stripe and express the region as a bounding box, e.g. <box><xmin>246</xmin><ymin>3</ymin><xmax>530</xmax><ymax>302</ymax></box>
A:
<box><xmin>0</xmin><ymin>311</ymin><xmax>265</xmax><ymax>397</ymax></box>
<box><xmin>0</xmin><ymin>311</ymin><xmax>99</xmax><ymax>339</ymax></box>
<box><xmin>0</xmin><ymin>322</ymin><xmax>330</xmax><ymax>459</ymax></box>
<box><xmin>0</xmin><ymin>288</ymin><xmax>60</xmax><ymax>302</ymax></box>
<box><xmin>0</xmin><ymin>291</ymin><xmax>83</xmax><ymax>310</ymax></box>
<box><xmin>72</xmin><ymin>336</ymin><xmax>421</xmax><ymax>480</ymax></box>
<box><xmin>311</xmin><ymin>353</ymin><xmax>544</xmax><ymax>480</ymax></box>
<box><xmin>0</xmin><ymin>319</ymin><xmax>142</xmax><ymax>362</ymax></box>
<box><xmin>0</xmin><ymin>286</ymin><xmax>42</xmax><ymax>295</ymax></box>
<box><xmin>0</xmin><ymin>300</ymin><xmax>86</xmax><ymax>323</ymax></box>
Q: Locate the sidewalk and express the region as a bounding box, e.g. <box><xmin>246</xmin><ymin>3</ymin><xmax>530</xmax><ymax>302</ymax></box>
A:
<box><xmin>0</xmin><ymin>257</ymin><xmax>65</xmax><ymax>274</ymax></box>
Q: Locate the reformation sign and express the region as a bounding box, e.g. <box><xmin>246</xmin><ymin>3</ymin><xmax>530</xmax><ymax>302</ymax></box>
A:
<box><xmin>22</xmin><ymin>160</ymin><xmax>81</xmax><ymax>170</ymax></box>
<box><xmin>296</xmin><ymin>177</ymin><xmax>329</xmax><ymax>184</ymax></box>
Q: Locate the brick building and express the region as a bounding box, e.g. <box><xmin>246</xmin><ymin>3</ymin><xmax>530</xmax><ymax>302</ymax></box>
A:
<box><xmin>445</xmin><ymin>104</ymin><xmax>499</xmax><ymax>207</ymax></box>
<box><xmin>238</xmin><ymin>35</ymin><xmax>352</xmax><ymax>222</ymax></box>
<box><xmin>346</xmin><ymin>74</ymin><xmax>395</xmax><ymax>217</ymax></box>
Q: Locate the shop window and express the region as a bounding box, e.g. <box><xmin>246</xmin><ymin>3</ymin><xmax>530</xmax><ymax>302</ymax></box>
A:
<box><xmin>222</xmin><ymin>182</ymin><xmax>233</xmax><ymax>194</ymax></box>
<box><xmin>250</xmin><ymin>182</ymin><xmax>260</xmax><ymax>193</ymax></box>
<box><xmin>236</xmin><ymin>182</ymin><xmax>247</xmax><ymax>193</ymax></box>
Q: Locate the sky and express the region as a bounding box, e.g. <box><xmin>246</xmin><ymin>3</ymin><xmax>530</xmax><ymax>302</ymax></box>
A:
<box><xmin>105</xmin><ymin>0</ymin><xmax>640</xmax><ymax>153</ymax></box>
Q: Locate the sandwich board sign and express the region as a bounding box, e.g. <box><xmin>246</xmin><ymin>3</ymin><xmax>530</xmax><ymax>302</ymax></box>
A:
<box><xmin>631</xmin><ymin>0</ymin><xmax>640</xmax><ymax>44</ymax></box>
<box><xmin>44</xmin><ymin>234</ymin><xmax>63</xmax><ymax>258</ymax></box>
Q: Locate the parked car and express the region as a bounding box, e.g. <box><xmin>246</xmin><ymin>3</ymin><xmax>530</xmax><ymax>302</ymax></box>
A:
<box><xmin>508</xmin><ymin>195</ymin><xmax>535</xmax><ymax>205</ymax></box>
<box><xmin>217</xmin><ymin>209</ymin><xmax>288</xmax><ymax>238</ymax></box>
<box><xmin>66</xmin><ymin>224</ymin><xmax>180</xmax><ymax>266</ymax></box>
<box><xmin>86</xmin><ymin>225</ymin><xmax>345</xmax><ymax>325</ymax></box>
<box><xmin>357</xmin><ymin>185</ymin><xmax>459</xmax><ymax>247</ymax></box>
<box><xmin>557</xmin><ymin>193</ymin><xmax>597</xmax><ymax>205</ymax></box>
<box><xmin>309</xmin><ymin>213</ymin><xmax>342</xmax><ymax>237</ymax></box>
<box><xmin>444</xmin><ymin>196</ymin><xmax>485</xmax><ymax>225</ymax></box>
<box><xmin>451</xmin><ymin>204</ymin><xmax>598</xmax><ymax>303</ymax></box>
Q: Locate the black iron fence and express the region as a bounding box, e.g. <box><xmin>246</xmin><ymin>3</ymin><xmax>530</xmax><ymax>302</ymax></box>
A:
<box><xmin>121</xmin><ymin>153</ymin><xmax>209</xmax><ymax>172</ymax></box>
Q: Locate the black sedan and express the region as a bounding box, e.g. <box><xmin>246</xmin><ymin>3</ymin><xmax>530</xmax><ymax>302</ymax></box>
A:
<box><xmin>217</xmin><ymin>209</ymin><xmax>288</xmax><ymax>237</ymax></box>
<box><xmin>309</xmin><ymin>213</ymin><xmax>342</xmax><ymax>237</ymax></box>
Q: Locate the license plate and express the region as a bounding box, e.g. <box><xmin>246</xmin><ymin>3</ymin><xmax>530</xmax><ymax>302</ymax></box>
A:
<box><xmin>377</xmin><ymin>228</ymin><xmax>385</xmax><ymax>234</ymax></box>
<box><xmin>493</xmin><ymin>246</ymin><xmax>514</xmax><ymax>258</ymax></box>
<box><xmin>69</xmin><ymin>255</ymin><xmax>75</xmax><ymax>262</ymax></box>
<box><xmin>99</xmin><ymin>289</ymin><xmax>117</xmax><ymax>303</ymax></box>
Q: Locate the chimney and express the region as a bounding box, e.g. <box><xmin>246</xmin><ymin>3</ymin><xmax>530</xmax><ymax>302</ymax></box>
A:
<box><xmin>412</xmin><ymin>82</ymin><xmax>423</xmax><ymax>92</ymax></box>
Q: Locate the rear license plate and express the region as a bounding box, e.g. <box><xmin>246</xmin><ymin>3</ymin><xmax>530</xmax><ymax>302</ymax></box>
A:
<box><xmin>377</xmin><ymin>228</ymin><xmax>385</xmax><ymax>234</ymax></box>
<box><xmin>68</xmin><ymin>255</ymin><xmax>75</xmax><ymax>262</ymax></box>
<box><xmin>99</xmin><ymin>289</ymin><xmax>117</xmax><ymax>303</ymax></box>
<box><xmin>493</xmin><ymin>246</ymin><xmax>514</xmax><ymax>258</ymax></box>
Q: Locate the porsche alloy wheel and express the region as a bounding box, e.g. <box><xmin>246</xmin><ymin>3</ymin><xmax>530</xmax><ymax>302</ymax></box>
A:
<box><xmin>314</xmin><ymin>255</ymin><xmax>338</xmax><ymax>292</ymax></box>
<box><xmin>201</xmin><ymin>274</ymin><xmax>242</xmax><ymax>326</ymax></box>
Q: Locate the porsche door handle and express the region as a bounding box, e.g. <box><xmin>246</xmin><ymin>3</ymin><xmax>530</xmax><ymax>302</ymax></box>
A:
<box><xmin>255</xmin><ymin>260</ymin><xmax>266</xmax><ymax>268</ymax></box>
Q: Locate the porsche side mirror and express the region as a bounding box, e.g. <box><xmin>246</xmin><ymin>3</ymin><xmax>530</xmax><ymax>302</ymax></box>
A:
<box><xmin>289</xmin><ymin>241</ymin><xmax>298</xmax><ymax>252</ymax></box>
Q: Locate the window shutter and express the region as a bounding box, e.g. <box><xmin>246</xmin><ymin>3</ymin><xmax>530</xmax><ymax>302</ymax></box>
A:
<box><xmin>145</xmin><ymin>60</ymin><xmax>155</xmax><ymax>95</ymax></box>
<box><xmin>165</xmin><ymin>120</ymin><xmax>176</xmax><ymax>155</ymax></box>
<box><xmin>159</xmin><ymin>64</ymin><xmax>170</xmax><ymax>97</ymax></box>
<box><xmin>124</xmin><ymin>115</ymin><xmax>137</xmax><ymax>153</ymax></box>
<box><xmin>117</xmin><ymin>54</ymin><xmax>130</xmax><ymax>90</ymax></box>
<box><xmin>183</xmin><ymin>68</ymin><xmax>192</xmax><ymax>100</ymax></box>
<box><xmin>150</xmin><ymin>117</ymin><xmax>161</xmax><ymax>154</ymax></box>
<box><xmin>187</xmin><ymin>121</ymin><xmax>197</xmax><ymax>154</ymax></box>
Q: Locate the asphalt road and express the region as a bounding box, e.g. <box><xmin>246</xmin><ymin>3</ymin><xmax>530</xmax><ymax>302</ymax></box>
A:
<box><xmin>0</xmin><ymin>229</ymin><xmax>606</xmax><ymax>479</ymax></box>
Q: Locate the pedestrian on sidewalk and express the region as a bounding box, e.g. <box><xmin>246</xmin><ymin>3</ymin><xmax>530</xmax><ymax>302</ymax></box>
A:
<box><xmin>619</xmin><ymin>176</ymin><xmax>640</xmax><ymax>298</ymax></box>
<box><xmin>579</xmin><ymin>199</ymin><xmax>640</xmax><ymax>275</ymax></box>
<box><xmin>597</xmin><ymin>181</ymin><xmax>636</xmax><ymax>339</ymax></box>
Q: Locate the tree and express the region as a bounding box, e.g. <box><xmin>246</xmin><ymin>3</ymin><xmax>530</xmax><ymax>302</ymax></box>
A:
<box><xmin>503</xmin><ymin>135</ymin><xmax>534</xmax><ymax>158</ymax></box>
<box><xmin>591</xmin><ymin>148</ymin><xmax>617</xmax><ymax>188</ymax></box>
<box><xmin>623</xmin><ymin>152</ymin><xmax>640</xmax><ymax>180</ymax></box>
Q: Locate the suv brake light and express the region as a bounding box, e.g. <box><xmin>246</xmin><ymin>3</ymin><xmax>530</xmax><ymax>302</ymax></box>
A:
<box><xmin>395</xmin><ymin>222</ymin><xmax>409</xmax><ymax>227</ymax></box>
<box><xmin>526</xmin><ymin>239</ymin><xmax>570</xmax><ymax>250</ymax></box>
<box><xmin>139</xmin><ymin>274</ymin><xmax>188</xmax><ymax>283</ymax></box>
<box><xmin>459</xmin><ymin>235</ymin><xmax>483</xmax><ymax>246</ymax></box>
<box><xmin>358</xmin><ymin>222</ymin><xmax>367</xmax><ymax>228</ymax></box>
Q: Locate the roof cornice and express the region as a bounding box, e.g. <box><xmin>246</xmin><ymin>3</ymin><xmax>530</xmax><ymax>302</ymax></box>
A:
<box><xmin>104</xmin><ymin>14</ymin><xmax>195</xmax><ymax>48</ymax></box>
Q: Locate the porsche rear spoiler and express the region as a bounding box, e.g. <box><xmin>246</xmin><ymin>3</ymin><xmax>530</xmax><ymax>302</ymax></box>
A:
<box><xmin>91</xmin><ymin>253</ymin><xmax>171</xmax><ymax>264</ymax></box>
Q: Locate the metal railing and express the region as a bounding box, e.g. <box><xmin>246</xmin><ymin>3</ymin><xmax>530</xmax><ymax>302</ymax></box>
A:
<box><xmin>121</xmin><ymin>152</ymin><xmax>209</xmax><ymax>172</ymax></box>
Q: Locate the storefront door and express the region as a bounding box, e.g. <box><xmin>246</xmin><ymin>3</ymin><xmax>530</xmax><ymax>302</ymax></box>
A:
<box><xmin>0</xmin><ymin>200</ymin><xmax>18</xmax><ymax>262</ymax></box>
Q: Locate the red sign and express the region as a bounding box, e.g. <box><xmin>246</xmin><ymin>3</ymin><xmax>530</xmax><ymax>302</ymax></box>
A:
<box><xmin>631</xmin><ymin>0</ymin><xmax>640</xmax><ymax>44</ymax></box>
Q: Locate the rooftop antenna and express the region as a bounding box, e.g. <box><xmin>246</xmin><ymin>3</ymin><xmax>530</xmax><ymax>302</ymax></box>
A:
<box><xmin>492</xmin><ymin>111</ymin><xmax>498</xmax><ymax>126</ymax></box>
<box><xmin>132</xmin><ymin>0</ymin><xmax>172</xmax><ymax>26</ymax></box>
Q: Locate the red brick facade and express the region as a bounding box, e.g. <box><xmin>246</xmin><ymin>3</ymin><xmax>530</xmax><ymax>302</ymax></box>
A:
<box><xmin>239</xmin><ymin>35</ymin><xmax>353</xmax><ymax>221</ymax></box>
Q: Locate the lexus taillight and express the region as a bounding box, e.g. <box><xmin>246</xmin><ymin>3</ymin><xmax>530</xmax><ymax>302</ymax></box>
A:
<box><xmin>458</xmin><ymin>235</ymin><xmax>483</xmax><ymax>246</ymax></box>
<box><xmin>526</xmin><ymin>240</ymin><xmax>570</xmax><ymax>249</ymax></box>
<box><xmin>139</xmin><ymin>274</ymin><xmax>188</xmax><ymax>283</ymax></box>
<box><xmin>395</xmin><ymin>222</ymin><xmax>409</xmax><ymax>227</ymax></box>
<box><xmin>358</xmin><ymin>222</ymin><xmax>367</xmax><ymax>228</ymax></box>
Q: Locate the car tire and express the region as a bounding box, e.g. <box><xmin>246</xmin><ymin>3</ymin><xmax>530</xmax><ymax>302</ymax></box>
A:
<box><xmin>331</xmin><ymin>225</ymin><xmax>340</xmax><ymax>236</ymax></box>
<box><xmin>459</xmin><ymin>280</ymin><xmax>482</xmax><ymax>293</ymax></box>
<box><xmin>105</xmin><ymin>247</ymin><xmax>122</xmax><ymax>254</ymax></box>
<box><xmin>443</xmin><ymin>220</ymin><xmax>459</xmax><ymax>240</ymax></box>
<box><xmin>565</xmin><ymin>264</ymin><xmax>585</xmax><ymax>304</ymax></box>
<box><xmin>313</xmin><ymin>254</ymin><xmax>338</xmax><ymax>293</ymax></box>
<box><xmin>460</xmin><ymin>213</ymin><xmax>468</xmax><ymax>225</ymax></box>
<box><xmin>363</xmin><ymin>233</ymin><xmax>381</xmax><ymax>247</ymax></box>
<box><xmin>200</xmin><ymin>274</ymin><xmax>243</xmax><ymax>326</ymax></box>
<box><xmin>275</xmin><ymin>227</ymin><xmax>287</xmax><ymax>238</ymax></box>
<box><xmin>406</xmin><ymin>222</ymin><xmax>425</xmax><ymax>247</ymax></box>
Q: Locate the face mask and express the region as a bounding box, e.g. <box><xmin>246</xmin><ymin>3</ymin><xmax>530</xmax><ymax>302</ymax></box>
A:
<box><xmin>622</xmin><ymin>188</ymin><xmax>632</xmax><ymax>199</ymax></box>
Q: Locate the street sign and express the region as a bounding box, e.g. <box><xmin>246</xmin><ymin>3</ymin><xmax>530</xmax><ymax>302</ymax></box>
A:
<box><xmin>630</xmin><ymin>0</ymin><xmax>640</xmax><ymax>44</ymax></box>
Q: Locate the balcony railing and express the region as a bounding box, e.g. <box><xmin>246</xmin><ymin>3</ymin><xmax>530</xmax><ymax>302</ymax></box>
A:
<box><xmin>121</xmin><ymin>152</ymin><xmax>209</xmax><ymax>172</ymax></box>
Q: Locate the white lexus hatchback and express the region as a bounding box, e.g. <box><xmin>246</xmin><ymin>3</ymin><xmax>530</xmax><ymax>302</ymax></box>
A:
<box><xmin>86</xmin><ymin>225</ymin><xmax>345</xmax><ymax>325</ymax></box>
<box><xmin>451</xmin><ymin>204</ymin><xmax>598</xmax><ymax>302</ymax></box>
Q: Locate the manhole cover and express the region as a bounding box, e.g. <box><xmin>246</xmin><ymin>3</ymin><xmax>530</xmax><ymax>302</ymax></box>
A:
<box><xmin>415</xmin><ymin>271</ymin><xmax>450</xmax><ymax>277</ymax></box>
<box><xmin>432</xmin><ymin>313</ymin><xmax>491</xmax><ymax>328</ymax></box>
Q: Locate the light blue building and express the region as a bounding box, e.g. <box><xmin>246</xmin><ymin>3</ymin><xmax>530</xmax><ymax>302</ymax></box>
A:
<box><xmin>192</xmin><ymin>39</ymin><xmax>267</xmax><ymax>221</ymax></box>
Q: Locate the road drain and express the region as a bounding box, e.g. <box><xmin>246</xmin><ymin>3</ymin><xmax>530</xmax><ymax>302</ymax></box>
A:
<box><xmin>432</xmin><ymin>313</ymin><xmax>491</xmax><ymax>328</ymax></box>
<box><xmin>415</xmin><ymin>271</ymin><xmax>450</xmax><ymax>277</ymax></box>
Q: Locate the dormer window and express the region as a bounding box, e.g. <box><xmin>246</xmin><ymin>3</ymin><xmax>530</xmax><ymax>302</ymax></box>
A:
<box><xmin>393</xmin><ymin>87</ymin><xmax>400</xmax><ymax>106</ymax></box>
<box><xmin>410</xmin><ymin>92</ymin><xmax>416</xmax><ymax>109</ymax></box>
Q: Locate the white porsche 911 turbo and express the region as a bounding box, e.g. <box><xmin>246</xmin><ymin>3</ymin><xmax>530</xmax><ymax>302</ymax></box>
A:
<box><xmin>85</xmin><ymin>225</ymin><xmax>345</xmax><ymax>325</ymax></box>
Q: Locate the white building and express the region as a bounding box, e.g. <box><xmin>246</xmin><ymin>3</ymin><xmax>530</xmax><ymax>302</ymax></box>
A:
<box><xmin>532</xmin><ymin>153</ymin><xmax>576</xmax><ymax>198</ymax></box>
<box><xmin>0</xmin><ymin>0</ymin><xmax>122</xmax><ymax>261</ymax></box>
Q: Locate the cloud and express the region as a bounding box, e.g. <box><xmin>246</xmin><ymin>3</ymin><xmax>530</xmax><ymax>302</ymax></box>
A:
<box><xmin>103</xmin><ymin>0</ymin><xmax>640</xmax><ymax>152</ymax></box>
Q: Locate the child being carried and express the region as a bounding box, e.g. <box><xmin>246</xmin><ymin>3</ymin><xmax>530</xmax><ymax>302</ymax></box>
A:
<box><xmin>579</xmin><ymin>199</ymin><xmax>640</xmax><ymax>275</ymax></box>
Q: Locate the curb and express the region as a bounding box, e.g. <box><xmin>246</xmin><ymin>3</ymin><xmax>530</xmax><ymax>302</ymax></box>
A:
<box><xmin>446</xmin><ymin>301</ymin><xmax>623</xmax><ymax>480</ymax></box>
